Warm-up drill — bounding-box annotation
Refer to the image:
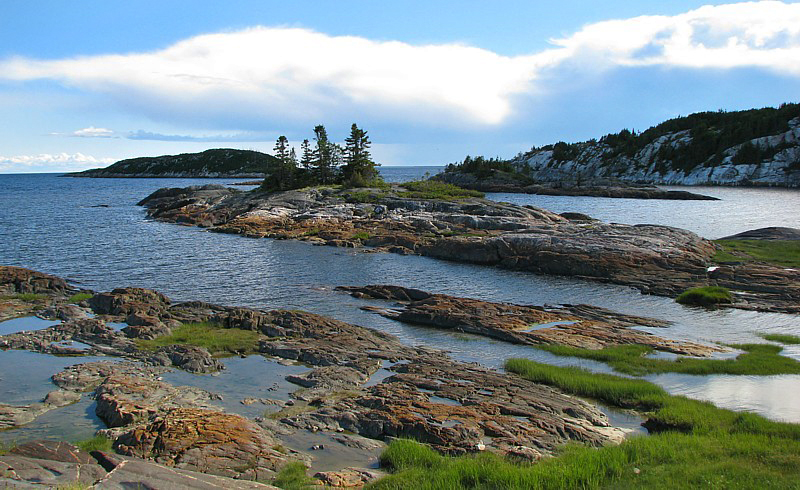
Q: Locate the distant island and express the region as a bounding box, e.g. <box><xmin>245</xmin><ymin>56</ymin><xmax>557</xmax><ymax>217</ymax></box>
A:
<box><xmin>440</xmin><ymin>103</ymin><xmax>800</xmax><ymax>189</ymax></box>
<box><xmin>68</xmin><ymin>148</ymin><xmax>281</xmax><ymax>178</ymax></box>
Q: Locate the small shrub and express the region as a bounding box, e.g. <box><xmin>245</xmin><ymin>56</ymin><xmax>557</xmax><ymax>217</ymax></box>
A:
<box><xmin>676</xmin><ymin>286</ymin><xmax>732</xmax><ymax>306</ymax></box>
<box><xmin>68</xmin><ymin>292</ymin><xmax>93</xmax><ymax>304</ymax></box>
<box><xmin>397</xmin><ymin>180</ymin><xmax>484</xmax><ymax>200</ymax></box>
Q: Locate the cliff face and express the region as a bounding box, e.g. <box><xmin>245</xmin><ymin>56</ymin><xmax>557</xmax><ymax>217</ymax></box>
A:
<box><xmin>510</xmin><ymin>115</ymin><xmax>800</xmax><ymax>187</ymax></box>
<box><xmin>70</xmin><ymin>148</ymin><xmax>280</xmax><ymax>178</ymax></box>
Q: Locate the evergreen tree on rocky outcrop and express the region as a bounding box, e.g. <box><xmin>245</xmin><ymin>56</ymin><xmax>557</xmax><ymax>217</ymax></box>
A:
<box><xmin>300</xmin><ymin>139</ymin><xmax>313</xmax><ymax>170</ymax></box>
<box><xmin>261</xmin><ymin>135</ymin><xmax>297</xmax><ymax>191</ymax></box>
<box><xmin>312</xmin><ymin>124</ymin><xmax>338</xmax><ymax>184</ymax></box>
<box><xmin>342</xmin><ymin>123</ymin><xmax>379</xmax><ymax>186</ymax></box>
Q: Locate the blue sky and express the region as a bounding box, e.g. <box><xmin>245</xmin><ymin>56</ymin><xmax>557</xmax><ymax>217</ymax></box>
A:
<box><xmin>1</xmin><ymin>1</ymin><xmax>799</xmax><ymax>172</ymax></box>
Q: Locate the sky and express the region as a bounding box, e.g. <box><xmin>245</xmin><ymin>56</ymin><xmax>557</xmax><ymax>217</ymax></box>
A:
<box><xmin>1</xmin><ymin>1</ymin><xmax>799</xmax><ymax>173</ymax></box>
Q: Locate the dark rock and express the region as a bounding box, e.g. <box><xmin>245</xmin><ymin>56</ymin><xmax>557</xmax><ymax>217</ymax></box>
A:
<box><xmin>149</xmin><ymin>344</ymin><xmax>224</xmax><ymax>373</ymax></box>
<box><xmin>719</xmin><ymin>226</ymin><xmax>800</xmax><ymax>241</ymax></box>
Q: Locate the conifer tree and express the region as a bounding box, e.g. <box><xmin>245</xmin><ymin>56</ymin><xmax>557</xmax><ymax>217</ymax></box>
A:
<box><xmin>342</xmin><ymin>123</ymin><xmax>379</xmax><ymax>186</ymax></box>
<box><xmin>300</xmin><ymin>139</ymin><xmax>313</xmax><ymax>169</ymax></box>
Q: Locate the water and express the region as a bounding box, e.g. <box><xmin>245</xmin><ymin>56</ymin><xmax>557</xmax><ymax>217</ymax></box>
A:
<box><xmin>488</xmin><ymin>186</ymin><xmax>800</xmax><ymax>240</ymax></box>
<box><xmin>1</xmin><ymin>170</ymin><xmax>799</xmax><ymax>424</ymax></box>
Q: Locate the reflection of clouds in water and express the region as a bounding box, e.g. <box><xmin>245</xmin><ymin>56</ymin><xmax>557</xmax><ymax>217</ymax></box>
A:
<box><xmin>651</xmin><ymin>374</ymin><xmax>800</xmax><ymax>423</ymax></box>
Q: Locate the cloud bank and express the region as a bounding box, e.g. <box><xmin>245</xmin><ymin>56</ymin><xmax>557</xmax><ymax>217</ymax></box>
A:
<box><xmin>1</xmin><ymin>1</ymin><xmax>798</xmax><ymax>132</ymax></box>
<box><xmin>0</xmin><ymin>153</ymin><xmax>115</xmax><ymax>173</ymax></box>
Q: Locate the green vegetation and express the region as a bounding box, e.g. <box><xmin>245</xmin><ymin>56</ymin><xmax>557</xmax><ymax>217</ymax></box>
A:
<box><xmin>12</xmin><ymin>292</ymin><xmax>47</xmax><ymax>302</ymax></box>
<box><xmin>397</xmin><ymin>180</ymin><xmax>484</xmax><ymax>199</ymax></box>
<box><xmin>74</xmin><ymin>434</ymin><xmax>112</xmax><ymax>453</ymax></box>
<box><xmin>759</xmin><ymin>333</ymin><xmax>800</xmax><ymax>345</ymax></box>
<box><xmin>260</xmin><ymin>123</ymin><xmax>384</xmax><ymax>192</ymax></box>
<box><xmin>370</xmin><ymin>359</ymin><xmax>800</xmax><ymax>489</ymax></box>
<box><xmin>135</xmin><ymin>322</ymin><xmax>261</xmax><ymax>354</ymax></box>
<box><xmin>535</xmin><ymin>343</ymin><xmax>800</xmax><ymax>376</ymax></box>
<box><xmin>714</xmin><ymin>239</ymin><xmax>800</xmax><ymax>268</ymax></box>
<box><xmin>675</xmin><ymin>286</ymin><xmax>732</xmax><ymax>307</ymax></box>
<box><xmin>444</xmin><ymin>103</ymin><xmax>800</xmax><ymax>180</ymax></box>
<box><xmin>271</xmin><ymin>462</ymin><xmax>316</xmax><ymax>489</ymax></box>
<box><xmin>350</xmin><ymin>231</ymin><xmax>371</xmax><ymax>241</ymax></box>
<box><xmin>68</xmin><ymin>292</ymin><xmax>93</xmax><ymax>304</ymax></box>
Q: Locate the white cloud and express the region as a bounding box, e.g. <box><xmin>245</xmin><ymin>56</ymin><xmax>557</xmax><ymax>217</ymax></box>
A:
<box><xmin>0</xmin><ymin>1</ymin><xmax>798</xmax><ymax>130</ymax></box>
<box><xmin>72</xmin><ymin>126</ymin><xmax>116</xmax><ymax>138</ymax></box>
<box><xmin>0</xmin><ymin>153</ymin><xmax>115</xmax><ymax>173</ymax></box>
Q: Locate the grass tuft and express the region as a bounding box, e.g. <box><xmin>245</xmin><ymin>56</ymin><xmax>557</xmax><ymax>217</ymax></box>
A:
<box><xmin>12</xmin><ymin>292</ymin><xmax>47</xmax><ymax>303</ymax></box>
<box><xmin>714</xmin><ymin>239</ymin><xmax>800</xmax><ymax>268</ymax></box>
<box><xmin>272</xmin><ymin>462</ymin><xmax>316</xmax><ymax>489</ymax></box>
<box><xmin>135</xmin><ymin>322</ymin><xmax>261</xmax><ymax>354</ymax></box>
<box><xmin>675</xmin><ymin>286</ymin><xmax>732</xmax><ymax>307</ymax></box>
<box><xmin>74</xmin><ymin>434</ymin><xmax>112</xmax><ymax>453</ymax></box>
<box><xmin>759</xmin><ymin>333</ymin><xmax>800</xmax><ymax>345</ymax></box>
<box><xmin>68</xmin><ymin>292</ymin><xmax>93</xmax><ymax>304</ymax></box>
<box><xmin>535</xmin><ymin>343</ymin><xmax>800</xmax><ymax>376</ymax></box>
<box><xmin>397</xmin><ymin>180</ymin><xmax>484</xmax><ymax>200</ymax></box>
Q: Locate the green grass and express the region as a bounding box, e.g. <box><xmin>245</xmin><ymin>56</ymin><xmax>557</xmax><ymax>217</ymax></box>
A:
<box><xmin>535</xmin><ymin>343</ymin><xmax>800</xmax><ymax>376</ymax></box>
<box><xmin>675</xmin><ymin>286</ymin><xmax>732</xmax><ymax>307</ymax></box>
<box><xmin>759</xmin><ymin>333</ymin><xmax>800</xmax><ymax>345</ymax></box>
<box><xmin>74</xmin><ymin>434</ymin><xmax>112</xmax><ymax>453</ymax></box>
<box><xmin>369</xmin><ymin>433</ymin><xmax>800</xmax><ymax>490</ymax></box>
<box><xmin>350</xmin><ymin>231</ymin><xmax>372</xmax><ymax>241</ymax></box>
<box><xmin>12</xmin><ymin>292</ymin><xmax>47</xmax><ymax>302</ymax></box>
<box><xmin>271</xmin><ymin>462</ymin><xmax>316</xmax><ymax>489</ymax></box>
<box><xmin>397</xmin><ymin>180</ymin><xmax>484</xmax><ymax>200</ymax></box>
<box><xmin>714</xmin><ymin>239</ymin><xmax>800</xmax><ymax>268</ymax></box>
<box><xmin>368</xmin><ymin>359</ymin><xmax>800</xmax><ymax>489</ymax></box>
<box><xmin>68</xmin><ymin>292</ymin><xmax>93</xmax><ymax>304</ymax></box>
<box><xmin>135</xmin><ymin>322</ymin><xmax>261</xmax><ymax>354</ymax></box>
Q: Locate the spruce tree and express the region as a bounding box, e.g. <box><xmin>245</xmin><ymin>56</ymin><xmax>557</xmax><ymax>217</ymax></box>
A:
<box><xmin>342</xmin><ymin>123</ymin><xmax>379</xmax><ymax>187</ymax></box>
<box><xmin>312</xmin><ymin>124</ymin><xmax>337</xmax><ymax>184</ymax></box>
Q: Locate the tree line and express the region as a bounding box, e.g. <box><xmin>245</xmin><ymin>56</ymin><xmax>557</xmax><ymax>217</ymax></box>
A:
<box><xmin>261</xmin><ymin>123</ymin><xmax>381</xmax><ymax>191</ymax></box>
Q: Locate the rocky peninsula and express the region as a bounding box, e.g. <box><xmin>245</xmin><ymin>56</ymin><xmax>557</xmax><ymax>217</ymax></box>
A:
<box><xmin>137</xmin><ymin>183</ymin><xmax>799</xmax><ymax>313</ymax></box>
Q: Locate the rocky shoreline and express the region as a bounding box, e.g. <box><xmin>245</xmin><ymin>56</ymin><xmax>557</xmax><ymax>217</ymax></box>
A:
<box><xmin>434</xmin><ymin>171</ymin><xmax>720</xmax><ymax>200</ymax></box>
<box><xmin>137</xmin><ymin>184</ymin><xmax>799</xmax><ymax>313</ymax></box>
<box><xmin>6</xmin><ymin>266</ymin><xmax>714</xmax><ymax>487</ymax></box>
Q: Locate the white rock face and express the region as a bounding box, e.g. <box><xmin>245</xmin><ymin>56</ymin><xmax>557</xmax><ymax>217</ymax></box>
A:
<box><xmin>513</xmin><ymin>118</ymin><xmax>800</xmax><ymax>187</ymax></box>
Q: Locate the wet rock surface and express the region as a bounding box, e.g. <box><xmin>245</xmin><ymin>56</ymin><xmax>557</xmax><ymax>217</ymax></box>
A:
<box><xmin>339</xmin><ymin>285</ymin><xmax>722</xmax><ymax>356</ymax></box>
<box><xmin>0</xmin><ymin>267</ymin><xmax>689</xmax><ymax>486</ymax></box>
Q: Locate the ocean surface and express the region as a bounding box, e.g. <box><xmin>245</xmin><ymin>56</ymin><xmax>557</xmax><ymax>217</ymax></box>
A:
<box><xmin>1</xmin><ymin>168</ymin><xmax>799</xmax><ymax>436</ymax></box>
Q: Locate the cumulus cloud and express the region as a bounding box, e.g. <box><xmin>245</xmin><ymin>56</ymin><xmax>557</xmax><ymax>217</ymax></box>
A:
<box><xmin>72</xmin><ymin>126</ymin><xmax>116</xmax><ymax>138</ymax></box>
<box><xmin>0</xmin><ymin>153</ymin><xmax>115</xmax><ymax>173</ymax></box>
<box><xmin>0</xmin><ymin>1</ymin><xmax>798</xmax><ymax>130</ymax></box>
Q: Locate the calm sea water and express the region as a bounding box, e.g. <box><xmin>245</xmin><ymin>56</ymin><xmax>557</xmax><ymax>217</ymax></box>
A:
<box><xmin>1</xmin><ymin>168</ymin><xmax>799</xmax><ymax>426</ymax></box>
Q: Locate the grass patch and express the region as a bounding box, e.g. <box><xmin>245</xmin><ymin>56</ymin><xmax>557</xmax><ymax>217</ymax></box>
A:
<box><xmin>714</xmin><ymin>239</ymin><xmax>800</xmax><ymax>268</ymax></box>
<box><xmin>272</xmin><ymin>462</ymin><xmax>316</xmax><ymax>489</ymax></box>
<box><xmin>675</xmin><ymin>286</ymin><xmax>732</xmax><ymax>307</ymax></box>
<box><xmin>12</xmin><ymin>292</ymin><xmax>47</xmax><ymax>303</ymax></box>
<box><xmin>759</xmin><ymin>333</ymin><xmax>800</xmax><ymax>345</ymax></box>
<box><xmin>397</xmin><ymin>180</ymin><xmax>484</xmax><ymax>200</ymax></box>
<box><xmin>535</xmin><ymin>343</ymin><xmax>800</xmax><ymax>376</ymax></box>
<box><xmin>350</xmin><ymin>231</ymin><xmax>371</xmax><ymax>241</ymax></box>
<box><xmin>74</xmin><ymin>434</ymin><xmax>112</xmax><ymax>453</ymax></box>
<box><xmin>68</xmin><ymin>292</ymin><xmax>93</xmax><ymax>304</ymax></box>
<box><xmin>135</xmin><ymin>322</ymin><xmax>261</xmax><ymax>354</ymax></box>
<box><xmin>369</xmin><ymin>433</ymin><xmax>800</xmax><ymax>490</ymax></box>
<box><xmin>368</xmin><ymin>359</ymin><xmax>800</xmax><ymax>489</ymax></box>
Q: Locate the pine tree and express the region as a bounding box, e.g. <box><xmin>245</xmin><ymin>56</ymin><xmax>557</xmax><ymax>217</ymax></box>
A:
<box><xmin>263</xmin><ymin>135</ymin><xmax>296</xmax><ymax>191</ymax></box>
<box><xmin>342</xmin><ymin>123</ymin><xmax>379</xmax><ymax>187</ymax></box>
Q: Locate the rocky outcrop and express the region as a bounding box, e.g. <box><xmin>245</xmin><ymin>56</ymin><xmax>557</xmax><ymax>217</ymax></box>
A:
<box><xmin>69</xmin><ymin>148</ymin><xmax>279</xmax><ymax>178</ymax></box>
<box><xmin>0</xmin><ymin>266</ymin><xmax>69</xmax><ymax>296</ymax></box>
<box><xmin>719</xmin><ymin>226</ymin><xmax>800</xmax><ymax>241</ymax></box>
<box><xmin>339</xmin><ymin>285</ymin><xmax>721</xmax><ymax>356</ymax></box>
<box><xmin>504</xmin><ymin>113</ymin><xmax>800</xmax><ymax>187</ymax></box>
